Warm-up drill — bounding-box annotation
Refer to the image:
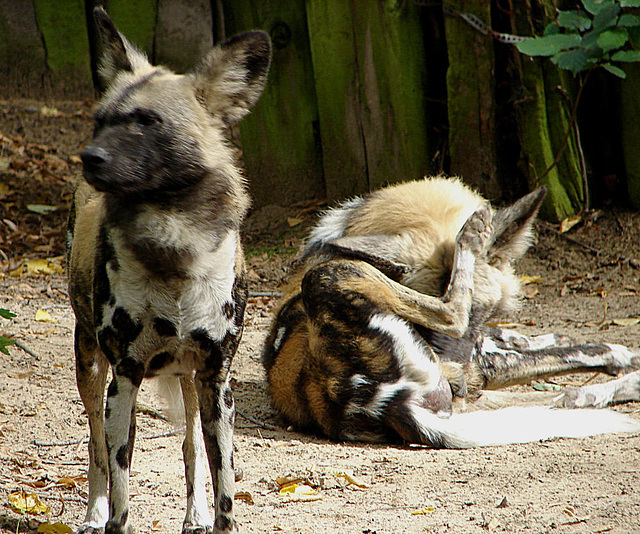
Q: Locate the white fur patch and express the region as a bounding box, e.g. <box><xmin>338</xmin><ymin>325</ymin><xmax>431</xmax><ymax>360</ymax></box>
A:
<box><xmin>304</xmin><ymin>197</ymin><xmax>364</xmax><ymax>253</ymax></box>
<box><xmin>368</xmin><ymin>313</ymin><xmax>442</xmax><ymax>391</ymax></box>
<box><xmin>272</xmin><ymin>326</ymin><xmax>287</xmax><ymax>353</ymax></box>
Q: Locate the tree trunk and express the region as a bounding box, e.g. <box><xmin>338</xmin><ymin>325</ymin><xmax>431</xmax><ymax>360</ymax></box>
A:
<box><xmin>223</xmin><ymin>0</ymin><xmax>325</xmax><ymax>207</ymax></box>
<box><xmin>510</xmin><ymin>0</ymin><xmax>585</xmax><ymax>222</ymax></box>
<box><xmin>619</xmin><ymin>64</ymin><xmax>640</xmax><ymax>209</ymax></box>
<box><xmin>444</xmin><ymin>0</ymin><xmax>500</xmax><ymax>199</ymax></box>
<box><xmin>306</xmin><ymin>0</ymin><xmax>430</xmax><ymax>201</ymax></box>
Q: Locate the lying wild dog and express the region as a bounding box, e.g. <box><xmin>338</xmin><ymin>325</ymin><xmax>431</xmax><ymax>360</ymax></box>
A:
<box><xmin>67</xmin><ymin>8</ymin><xmax>270</xmax><ymax>533</ymax></box>
<box><xmin>262</xmin><ymin>177</ymin><xmax>640</xmax><ymax>447</ymax></box>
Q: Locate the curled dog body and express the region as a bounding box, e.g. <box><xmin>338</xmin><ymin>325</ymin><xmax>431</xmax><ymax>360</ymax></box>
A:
<box><xmin>263</xmin><ymin>177</ymin><xmax>640</xmax><ymax>447</ymax></box>
<box><xmin>68</xmin><ymin>8</ymin><xmax>271</xmax><ymax>534</ymax></box>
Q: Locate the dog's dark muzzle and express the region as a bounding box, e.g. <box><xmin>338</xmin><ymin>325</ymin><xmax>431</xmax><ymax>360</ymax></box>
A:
<box><xmin>81</xmin><ymin>146</ymin><xmax>113</xmax><ymax>190</ymax></box>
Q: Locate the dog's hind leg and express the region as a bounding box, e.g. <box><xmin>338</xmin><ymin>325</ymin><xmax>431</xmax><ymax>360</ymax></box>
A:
<box><xmin>180</xmin><ymin>376</ymin><xmax>214</xmax><ymax>533</ymax></box>
<box><xmin>477</xmin><ymin>329</ymin><xmax>640</xmax><ymax>390</ymax></box>
<box><xmin>329</xmin><ymin>204</ymin><xmax>493</xmax><ymax>339</ymax></box>
<box><xmin>74</xmin><ymin>325</ymin><xmax>110</xmax><ymax>533</ymax></box>
<box><xmin>562</xmin><ymin>369</ymin><xmax>640</xmax><ymax>408</ymax></box>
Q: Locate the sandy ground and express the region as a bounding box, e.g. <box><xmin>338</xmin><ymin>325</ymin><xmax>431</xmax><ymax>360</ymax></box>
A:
<box><xmin>1</xmin><ymin>99</ymin><xmax>639</xmax><ymax>533</ymax></box>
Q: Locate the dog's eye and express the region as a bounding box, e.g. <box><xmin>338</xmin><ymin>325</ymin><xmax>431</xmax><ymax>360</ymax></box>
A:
<box><xmin>135</xmin><ymin>110</ymin><xmax>162</xmax><ymax>127</ymax></box>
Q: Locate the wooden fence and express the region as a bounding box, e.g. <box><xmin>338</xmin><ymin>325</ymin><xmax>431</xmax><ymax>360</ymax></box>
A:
<box><xmin>1</xmin><ymin>0</ymin><xmax>639</xmax><ymax>218</ymax></box>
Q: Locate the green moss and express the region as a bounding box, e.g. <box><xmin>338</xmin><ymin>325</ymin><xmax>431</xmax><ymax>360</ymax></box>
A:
<box><xmin>34</xmin><ymin>0</ymin><xmax>90</xmax><ymax>76</ymax></box>
<box><xmin>107</xmin><ymin>0</ymin><xmax>157</xmax><ymax>55</ymax></box>
<box><xmin>444</xmin><ymin>0</ymin><xmax>499</xmax><ymax>198</ymax></box>
<box><xmin>224</xmin><ymin>0</ymin><xmax>325</xmax><ymax>206</ymax></box>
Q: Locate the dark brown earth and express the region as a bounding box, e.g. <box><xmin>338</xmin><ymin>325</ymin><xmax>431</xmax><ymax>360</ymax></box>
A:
<box><xmin>1</xmin><ymin>99</ymin><xmax>639</xmax><ymax>534</ymax></box>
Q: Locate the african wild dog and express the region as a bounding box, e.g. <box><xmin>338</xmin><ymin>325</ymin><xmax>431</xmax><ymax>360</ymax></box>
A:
<box><xmin>263</xmin><ymin>177</ymin><xmax>640</xmax><ymax>447</ymax></box>
<box><xmin>67</xmin><ymin>8</ymin><xmax>270</xmax><ymax>533</ymax></box>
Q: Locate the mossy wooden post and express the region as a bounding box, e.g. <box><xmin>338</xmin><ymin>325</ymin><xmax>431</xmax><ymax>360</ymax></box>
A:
<box><xmin>155</xmin><ymin>0</ymin><xmax>213</xmax><ymax>72</ymax></box>
<box><xmin>306</xmin><ymin>0</ymin><xmax>430</xmax><ymax>201</ymax></box>
<box><xmin>104</xmin><ymin>0</ymin><xmax>157</xmax><ymax>56</ymax></box>
<box><xmin>444</xmin><ymin>0</ymin><xmax>499</xmax><ymax>199</ymax></box>
<box><xmin>32</xmin><ymin>0</ymin><xmax>92</xmax><ymax>95</ymax></box>
<box><xmin>0</xmin><ymin>0</ymin><xmax>48</xmax><ymax>97</ymax></box>
<box><xmin>223</xmin><ymin>0</ymin><xmax>325</xmax><ymax>207</ymax></box>
<box><xmin>511</xmin><ymin>1</ymin><xmax>584</xmax><ymax>222</ymax></box>
<box><xmin>619</xmin><ymin>64</ymin><xmax>640</xmax><ymax>209</ymax></box>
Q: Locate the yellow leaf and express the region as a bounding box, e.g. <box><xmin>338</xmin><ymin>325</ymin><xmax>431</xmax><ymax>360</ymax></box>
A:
<box><xmin>279</xmin><ymin>483</ymin><xmax>321</xmax><ymax>502</ymax></box>
<box><xmin>411</xmin><ymin>507</ymin><xmax>435</xmax><ymax>515</ymax></box>
<box><xmin>559</xmin><ymin>214</ymin><xmax>582</xmax><ymax>233</ymax></box>
<box><xmin>35</xmin><ymin>309</ymin><xmax>57</xmax><ymax>323</ymax></box>
<box><xmin>235</xmin><ymin>491</ymin><xmax>254</xmax><ymax>505</ymax></box>
<box><xmin>520</xmin><ymin>275</ymin><xmax>542</xmax><ymax>285</ymax></box>
<box><xmin>333</xmin><ymin>470</ymin><xmax>369</xmax><ymax>489</ymax></box>
<box><xmin>9</xmin><ymin>489</ymin><xmax>51</xmax><ymax>515</ymax></box>
<box><xmin>287</xmin><ymin>217</ymin><xmax>304</xmax><ymax>227</ymax></box>
<box><xmin>9</xmin><ymin>258</ymin><xmax>64</xmax><ymax>277</ymax></box>
<box><xmin>38</xmin><ymin>522</ymin><xmax>73</xmax><ymax>534</ymax></box>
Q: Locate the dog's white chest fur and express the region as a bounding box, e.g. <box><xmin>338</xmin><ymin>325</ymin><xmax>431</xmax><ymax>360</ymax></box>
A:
<box><xmin>104</xmin><ymin>226</ymin><xmax>239</xmax><ymax>344</ymax></box>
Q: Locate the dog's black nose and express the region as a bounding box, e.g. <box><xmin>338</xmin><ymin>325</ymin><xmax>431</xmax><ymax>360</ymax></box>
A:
<box><xmin>81</xmin><ymin>146</ymin><xmax>111</xmax><ymax>169</ymax></box>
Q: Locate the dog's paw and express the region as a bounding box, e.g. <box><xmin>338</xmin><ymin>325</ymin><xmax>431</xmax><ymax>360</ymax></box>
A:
<box><xmin>457</xmin><ymin>204</ymin><xmax>493</xmax><ymax>257</ymax></box>
<box><xmin>77</xmin><ymin>527</ymin><xmax>105</xmax><ymax>534</ymax></box>
<box><xmin>561</xmin><ymin>386</ymin><xmax>612</xmax><ymax>409</ymax></box>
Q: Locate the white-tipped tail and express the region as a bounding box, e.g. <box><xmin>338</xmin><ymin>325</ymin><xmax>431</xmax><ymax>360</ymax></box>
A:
<box><xmin>410</xmin><ymin>405</ymin><xmax>640</xmax><ymax>449</ymax></box>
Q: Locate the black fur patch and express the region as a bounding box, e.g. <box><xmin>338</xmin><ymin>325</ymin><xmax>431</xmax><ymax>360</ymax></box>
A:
<box><xmin>147</xmin><ymin>351</ymin><xmax>175</xmax><ymax>375</ymax></box>
<box><xmin>116</xmin><ymin>444</ymin><xmax>129</xmax><ymax>469</ymax></box>
<box><xmin>112</xmin><ymin>307</ymin><xmax>142</xmax><ymax>342</ymax></box>
<box><xmin>219</xmin><ymin>494</ymin><xmax>233</xmax><ymax>513</ymax></box>
<box><xmin>222</xmin><ymin>301</ymin><xmax>235</xmax><ymax>320</ymax></box>
<box><xmin>153</xmin><ymin>317</ymin><xmax>177</xmax><ymax>337</ymax></box>
<box><xmin>214</xmin><ymin>515</ymin><xmax>233</xmax><ymax>531</ymax></box>
<box><xmin>224</xmin><ymin>388</ymin><xmax>233</xmax><ymax>409</ymax></box>
<box><xmin>116</xmin><ymin>357</ymin><xmax>145</xmax><ymax>387</ymax></box>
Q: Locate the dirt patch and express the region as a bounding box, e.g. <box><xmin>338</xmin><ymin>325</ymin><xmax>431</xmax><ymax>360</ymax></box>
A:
<box><xmin>0</xmin><ymin>100</ymin><xmax>638</xmax><ymax>534</ymax></box>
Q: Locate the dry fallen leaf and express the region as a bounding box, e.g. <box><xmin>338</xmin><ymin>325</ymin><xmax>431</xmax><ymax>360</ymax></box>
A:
<box><xmin>9</xmin><ymin>489</ymin><xmax>51</xmax><ymax>515</ymax></box>
<box><xmin>35</xmin><ymin>309</ymin><xmax>57</xmax><ymax>323</ymax></box>
<box><xmin>611</xmin><ymin>317</ymin><xmax>640</xmax><ymax>327</ymax></box>
<box><xmin>37</xmin><ymin>522</ymin><xmax>73</xmax><ymax>534</ymax></box>
<box><xmin>411</xmin><ymin>507</ymin><xmax>435</xmax><ymax>515</ymax></box>
<box><xmin>235</xmin><ymin>491</ymin><xmax>255</xmax><ymax>505</ymax></box>
<box><xmin>521</xmin><ymin>275</ymin><xmax>543</xmax><ymax>285</ymax></box>
<box><xmin>26</xmin><ymin>204</ymin><xmax>58</xmax><ymax>215</ymax></box>
<box><xmin>333</xmin><ymin>470</ymin><xmax>369</xmax><ymax>489</ymax></box>
<box><xmin>559</xmin><ymin>214</ymin><xmax>582</xmax><ymax>233</ymax></box>
<box><xmin>287</xmin><ymin>216</ymin><xmax>304</xmax><ymax>227</ymax></box>
<box><xmin>278</xmin><ymin>483</ymin><xmax>321</xmax><ymax>502</ymax></box>
<box><xmin>9</xmin><ymin>258</ymin><xmax>64</xmax><ymax>277</ymax></box>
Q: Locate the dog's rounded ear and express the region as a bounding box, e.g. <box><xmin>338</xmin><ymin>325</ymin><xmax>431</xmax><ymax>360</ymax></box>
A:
<box><xmin>93</xmin><ymin>6</ymin><xmax>152</xmax><ymax>89</ymax></box>
<box><xmin>190</xmin><ymin>31</ymin><xmax>272</xmax><ymax>125</ymax></box>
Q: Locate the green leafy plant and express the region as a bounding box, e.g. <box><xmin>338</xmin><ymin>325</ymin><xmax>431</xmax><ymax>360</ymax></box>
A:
<box><xmin>516</xmin><ymin>0</ymin><xmax>640</xmax><ymax>77</ymax></box>
<box><xmin>1</xmin><ymin>308</ymin><xmax>16</xmax><ymax>355</ymax></box>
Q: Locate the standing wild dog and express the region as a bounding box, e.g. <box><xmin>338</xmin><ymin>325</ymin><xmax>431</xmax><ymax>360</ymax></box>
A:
<box><xmin>67</xmin><ymin>8</ymin><xmax>270</xmax><ymax>534</ymax></box>
<box><xmin>263</xmin><ymin>177</ymin><xmax>640</xmax><ymax>447</ymax></box>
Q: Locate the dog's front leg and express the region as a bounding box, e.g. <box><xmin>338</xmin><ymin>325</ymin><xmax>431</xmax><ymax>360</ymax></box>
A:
<box><xmin>196</xmin><ymin>374</ymin><xmax>238</xmax><ymax>534</ymax></box>
<box><xmin>180</xmin><ymin>376</ymin><xmax>214</xmax><ymax>533</ymax></box>
<box><xmin>104</xmin><ymin>372</ymin><xmax>140</xmax><ymax>534</ymax></box>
